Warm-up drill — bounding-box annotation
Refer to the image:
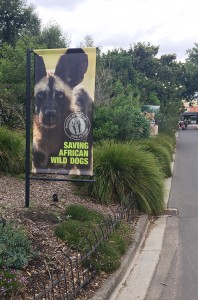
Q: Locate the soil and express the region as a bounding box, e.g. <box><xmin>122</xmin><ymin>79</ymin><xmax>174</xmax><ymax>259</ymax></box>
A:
<box><xmin>0</xmin><ymin>173</ymin><xmax>137</xmax><ymax>299</ymax></box>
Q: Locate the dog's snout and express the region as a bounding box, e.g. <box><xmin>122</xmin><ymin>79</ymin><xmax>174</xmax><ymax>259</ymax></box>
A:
<box><xmin>43</xmin><ymin>109</ymin><xmax>57</xmax><ymax>127</ymax></box>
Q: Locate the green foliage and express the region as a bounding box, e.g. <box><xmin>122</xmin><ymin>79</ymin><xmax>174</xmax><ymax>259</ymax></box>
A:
<box><xmin>0</xmin><ymin>0</ymin><xmax>41</xmax><ymax>45</ymax></box>
<box><xmin>55</xmin><ymin>204</ymin><xmax>105</xmax><ymax>250</ymax></box>
<box><xmin>37</xmin><ymin>21</ymin><xmax>70</xmax><ymax>49</ymax></box>
<box><xmin>0</xmin><ymin>96</ymin><xmax>25</xmax><ymax>129</ymax></box>
<box><xmin>139</xmin><ymin>138</ymin><xmax>172</xmax><ymax>178</ymax></box>
<box><xmin>185</xmin><ymin>43</ymin><xmax>198</xmax><ymax>99</ymax></box>
<box><xmin>55</xmin><ymin>205</ymin><xmax>132</xmax><ymax>273</ymax></box>
<box><xmin>89</xmin><ymin>223</ymin><xmax>131</xmax><ymax>273</ymax></box>
<box><xmin>0</xmin><ymin>223</ymin><xmax>32</xmax><ymax>269</ymax></box>
<box><xmin>0</xmin><ymin>268</ymin><xmax>21</xmax><ymax>299</ymax></box>
<box><xmin>55</xmin><ymin>219</ymin><xmax>92</xmax><ymax>250</ymax></box>
<box><xmin>80</xmin><ymin>34</ymin><xmax>94</xmax><ymax>47</ymax></box>
<box><xmin>80</xmin><ymin>141</ymin><xmax>165</xmax><ymax>215</ymax></box>
<box><xmin>94</xmin><ymin>97</ymin><xmax>151</xmax><ymax>142</ymax></box>
<box><xmin>0</xmin><ymin>127</ymin><xmax>25</xmax><ymax>174</ymax></box>
<box><xmin>0</xmin><ymin>268</ymin><xmax>26</xmax><ymax>299</ymax></box>
<box><xmin>158</xmin><ymin>101</ymin><xmax>182</xmax><ymax>133</ymax></box>
<box><xmin>101</xmin><ymin>48</ymin><xmax>138</xmax><ymax>87</ymax></box>
<box><xmin>0</xmin><ymin>36</ymin><xmax>45</xmax><ymax>128</ymax></box>
<box><xmin>154</xmin><ymin>133</ymin><xmax>175</xmax><ymax>157</ymax></box>
<box><xmin>130</xmin><ymin>42</ymin><xmax>159</xmax><ymax>78</ymax></box>
<box><xmin>65</xmin><ymin>204</ymin><xmax>105</xmax><ymax>223</ymax></box>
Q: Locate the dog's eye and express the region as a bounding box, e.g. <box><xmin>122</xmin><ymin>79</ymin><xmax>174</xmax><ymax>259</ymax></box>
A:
<box><xmin>57</xmin><ymin>91</ymin><xmax>64</xmax><ymax>99</ymax></box>
<box><xmin>37</xmin><ymin>91</ymin><xmax>45</xmax><ymax>99</ymax></box>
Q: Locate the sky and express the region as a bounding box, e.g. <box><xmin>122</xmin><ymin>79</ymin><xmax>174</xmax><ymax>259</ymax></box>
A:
<box><xmin>27</xmin><ymin>0</ymin><xmax>198</xmax><ymax>62</ymax></box>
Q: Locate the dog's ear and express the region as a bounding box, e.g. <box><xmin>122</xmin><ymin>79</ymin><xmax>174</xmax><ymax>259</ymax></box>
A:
<box><xmin>54</xmin><ymin>48</ymin><xmax>88</xmax><ymax>88</ymax></box>
<box><xmin>34</xmin><ymin>54</ymin><xmax>47</xmax><ymax>84</ymax></box>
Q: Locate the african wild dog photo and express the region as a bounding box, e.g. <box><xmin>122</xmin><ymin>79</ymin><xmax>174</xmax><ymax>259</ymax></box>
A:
<box><xmin>32</xmin><ymin>48</ymin><xmax>95</xmax><ymax>175</ymax></box>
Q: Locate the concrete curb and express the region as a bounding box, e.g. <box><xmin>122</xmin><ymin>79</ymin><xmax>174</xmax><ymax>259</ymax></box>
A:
<box><xmin>90</xmin><ymin>214</ymin><xmax>149</xmax><ymax>300</ymax></box>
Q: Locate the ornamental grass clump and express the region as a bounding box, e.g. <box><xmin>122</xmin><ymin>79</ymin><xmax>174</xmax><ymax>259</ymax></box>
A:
<box><xmin>139</xmin><ymin>138</ymin><xmax>172</xmax><ymax>178</ymax></box>
<box><xmin>0</xmin><ymin>127</ymin><xmax>25</xmax><ymax>174</ymax></box>
<box><xmin>55</xmin><ymin>204</ymin><xmax>105</xmax><ymax>251</ymax></box>
<box><xmin>65</xmin><ymin>204</ymin><xmax>105</xmax><ymax>223</ymax></box>
<box><xmin>154</xmin><ymin>133</ymin><xmax>175</xmax><ymax>158</ymax></box>
<box><xmin>81</xmin><ymin>141</ymin><xmax>165</xmax><ymax>215</ymax></box>
<box><xmin>54</xmin><ymin>205</ymin><xmax>132</xmax><ymax>273</ymax></box>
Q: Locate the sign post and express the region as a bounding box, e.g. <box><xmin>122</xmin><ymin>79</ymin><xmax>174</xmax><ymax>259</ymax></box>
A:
<box><xmin>25</xmin><ymin>48</ymin><xmax>31</xmax><ymax>208</ymax></box>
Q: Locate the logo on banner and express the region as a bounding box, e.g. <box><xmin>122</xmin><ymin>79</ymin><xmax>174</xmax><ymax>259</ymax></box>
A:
<box><xmin>64</xmin><ymin>112</ymin><xmax>91</xmax><ymax>140</ymax></box>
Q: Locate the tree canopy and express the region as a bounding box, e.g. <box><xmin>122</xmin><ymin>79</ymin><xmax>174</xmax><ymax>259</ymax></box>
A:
<box><xmin>1</xmin><ymin>0</ymin><xmax>198</xmax><ymax>136</ymax></box>
<box><xmin>0</xmin><ymin>0</ymin><xmax>40</xmax><ymax>45</ymax></box>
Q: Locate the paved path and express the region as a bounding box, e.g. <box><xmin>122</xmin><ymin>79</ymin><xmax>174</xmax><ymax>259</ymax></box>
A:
<box><xmin>146</xmin><ymin>127</ymin><xmax>198</xmax><ymax>300</ymax></box>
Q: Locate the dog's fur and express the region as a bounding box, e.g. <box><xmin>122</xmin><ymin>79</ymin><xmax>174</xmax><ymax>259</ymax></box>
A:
<box><xmin>32</xmin><ymin>48</ymin><xmax>93</xmax><ymax>174</ymax></box>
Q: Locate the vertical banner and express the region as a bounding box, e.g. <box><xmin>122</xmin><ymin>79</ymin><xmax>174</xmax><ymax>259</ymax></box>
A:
<box><xmin>32</xmin><ymin>48</ymin><xmax>96</xmax><ymax>175</ymax></box>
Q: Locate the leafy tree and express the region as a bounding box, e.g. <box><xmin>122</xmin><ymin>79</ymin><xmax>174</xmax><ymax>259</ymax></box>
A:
<box><xmin>129</xmin><ymin>42</ymin><xmax>159</xmax><ymax>78</ymax></box>
<box><xmin>0</xmin><ymin>36</ymin><xmax>45</xmax><ymax>128</ymax></box>
<box><xmin>0</xmin><ymin>36</ymin><xmax>42</xmax><ymax>102</ymax></box>
<box><xmin>0</xmin><ymin>0</ymin><xmax>41</xmax><ymax>45</ymax></box>
<box><xmin>37</xmin><ymin>21</ymin><xmax>71</xmax><ymax>49</ymax></box>
<box><xmin>155</xmin><ymin>55</ymin><xmax>186</xmax><ymax>106</ymax></box>
<box><xmin>80</xmin><ymin>34</ymin><xmax>94</xmax><ymax>47</ymax></box>
<box><xmin>101</xmin><ymin>48</ymin><xmax>138</xmax><ymax>87</ymax></box>
<box><xmin>185</xmin><ymin>43</ymin><xmax>198</xmax><ymax>100</ymax></box>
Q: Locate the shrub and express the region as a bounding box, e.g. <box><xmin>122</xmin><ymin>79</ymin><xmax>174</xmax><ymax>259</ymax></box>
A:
<box><xmin>0</xmin><ymin>127</ymin><xmax>25</xmax><ymax>174</ymax></box>
<box><xmin>0</xmin><ymin>223</ymin><xmax>33</xmax><ymax>269</ymax></box>
<box><xmin>93</xmin><ymin>98</ymin><xmax>151</xmax><ymax>142</ymax></box>
<box><xmin>78</xmin><ymin>141</ymin><xmax>165</xmax><ymax>215</ymax></box>
<box><xmin>0</xmin><ymin>268</ymin><xmax>26</xmax><ymax>299</ymax></box>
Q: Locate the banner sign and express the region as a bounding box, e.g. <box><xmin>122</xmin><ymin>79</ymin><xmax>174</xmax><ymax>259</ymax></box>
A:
<box><xmin>32</xmin><ymin>47</ymin><xmax>96</xmax><ymax>176</ymax></box>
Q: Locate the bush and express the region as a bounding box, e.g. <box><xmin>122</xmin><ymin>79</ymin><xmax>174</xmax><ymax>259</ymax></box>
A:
<box><xmin>0</xmin><ymin>127</ymin><xmax>25</xmax><ymax>174</ymax></box>
<box><xmin>79</xmin><ymin>141</ymin><xmax>165</xmax><ymax>215</ymax></box>
<box><xmin>93</xmin><ymin>98</ymin><xmax>151</xmax><ymax>142</ymax></box>
<box><xmin>0</xmin><ymin>268</ymin><xmax>26</xmax><ymax>299</ymax></box>
<box><xmin>0</xmin><ymin>223</ymin><xmax>33</xmax><ymax>269</ymax></box>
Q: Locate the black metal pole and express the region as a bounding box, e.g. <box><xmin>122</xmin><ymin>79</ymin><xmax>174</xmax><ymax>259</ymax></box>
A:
<box><xmin>25</xmin><ymin>48</ymin><xmax>32</xmax><ymax>208</ymax></box>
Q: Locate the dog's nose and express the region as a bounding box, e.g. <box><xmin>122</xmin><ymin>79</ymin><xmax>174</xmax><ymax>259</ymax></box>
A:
<box><xmin>45</xmin><ymin>109</ymin><xmax>56</xmax><ymax>118</ymax></box>
<box><xmin>44</xmin><ymin>109</ymin><xmax>57</xmax><ymax>126</ymax></box>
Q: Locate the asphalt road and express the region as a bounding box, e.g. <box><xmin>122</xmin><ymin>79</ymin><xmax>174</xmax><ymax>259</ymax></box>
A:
<box><xmin>146</xmin><ymin>126</ymin><xmax>198</xmax><ymax>300</ymax></box>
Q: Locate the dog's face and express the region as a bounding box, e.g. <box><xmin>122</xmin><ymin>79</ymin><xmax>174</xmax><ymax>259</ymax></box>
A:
<box><xmin>34</xmin><ymin>75</ymin><xmax>74</xmax><ymax>128</ymax></box>
<box><xmin>34</xmin><ymin>49</ymin><xmax>88</xmax><ymax>129</ymax></box>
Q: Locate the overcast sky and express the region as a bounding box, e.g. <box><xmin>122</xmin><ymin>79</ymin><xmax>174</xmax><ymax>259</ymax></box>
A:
<box><xmin>28</xmin><ymin>0</ymin><xmax>198</xmax><ymax>61</ymax></box>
